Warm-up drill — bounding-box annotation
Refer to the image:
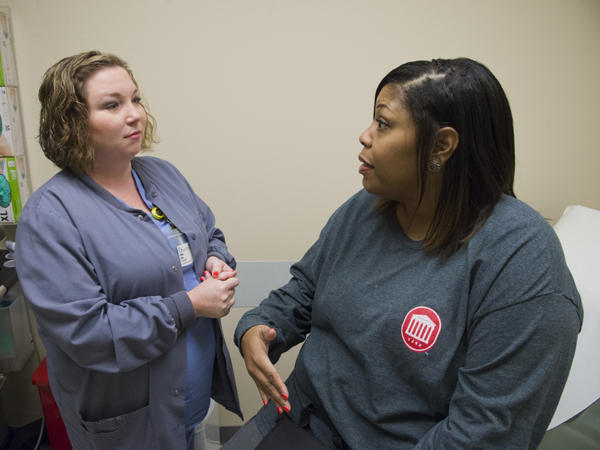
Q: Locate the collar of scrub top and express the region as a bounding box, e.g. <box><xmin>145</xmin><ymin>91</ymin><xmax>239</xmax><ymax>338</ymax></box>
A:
<box><xmin>130</xmin><ymin>168</ymin><xmax>174</xmax><ymax>227</ymax></box>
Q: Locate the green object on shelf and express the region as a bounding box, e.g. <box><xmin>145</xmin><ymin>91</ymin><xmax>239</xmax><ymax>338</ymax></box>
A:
<box><xmin>0</xmin><ymin>174</ymin><xmax>10</xmax><ymax>208</ymax></box>
<box><xmin>0</xmin><ymin>54</ymin><xmax>4</xmax><ymax>87</ymax></box>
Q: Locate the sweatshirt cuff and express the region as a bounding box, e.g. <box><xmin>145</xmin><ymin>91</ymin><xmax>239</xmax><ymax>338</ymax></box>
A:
<box><xmin>233</xmin><ymin>313</ymin><xmax>275</xmax><ymax>356</ymax></box>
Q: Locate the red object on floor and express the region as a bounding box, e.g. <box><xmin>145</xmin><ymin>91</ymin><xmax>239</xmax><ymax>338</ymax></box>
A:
<box><xmin>31</xmin><ymin>358</ymin><xmax>73</xmax><ymax>450</ymax></box>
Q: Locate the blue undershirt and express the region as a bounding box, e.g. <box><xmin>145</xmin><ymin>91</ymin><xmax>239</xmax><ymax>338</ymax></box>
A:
<box><xmin>129</xmin><ymin>169</ymin><xmax>215</xmax><ymax>431</ymax></box>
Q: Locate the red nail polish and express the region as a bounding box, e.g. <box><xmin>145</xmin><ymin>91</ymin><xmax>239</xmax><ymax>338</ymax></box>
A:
<box><xmin>204</xmin><ymin>271</ymin><xmax>208</xmax><ymax>276</ymax></box>
<box><xmin>263</xmin><ymin>399</ymin><xmax>268</xmax><ymax>406</ymax></box>
<box><xmin>283</xmin><ymin>405</ymin><xmax>290</xmax><ymax>413</ymax></box>
<box><xmin>213</xmin><ymin>271</ymin><xmax>219</xmax><ymax>277</ymax></box>
<box><xmin>281</xmin><ymin>393</ymin><xmax>289</xmax><ymax>400</ymax></box>
<box><xmin>277</xmin><ymin>406</ymin><xmax>283</xmax><ymax>414</ymax></box>
<box><xmin>200</xmin><ymin>277</ymin><xmax>205</xmax><ymax>282</ymax></box>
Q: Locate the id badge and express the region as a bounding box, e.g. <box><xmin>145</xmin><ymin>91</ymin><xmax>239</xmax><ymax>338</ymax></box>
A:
<box><xmin>167</xmin><ymin>228</ymin><xmax>193</xmax><ymax>271</ymax></box>
<box><xmin>177</xmin><ymin>241</ymin><xmax>194</xmax><ymax>267</ymax></box>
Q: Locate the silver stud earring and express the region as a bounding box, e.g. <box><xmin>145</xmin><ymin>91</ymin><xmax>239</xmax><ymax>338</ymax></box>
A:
<box><xmin>427</xmin><ymin>158</ymin><xmax>442</xmax><ymax>172</ymax></box>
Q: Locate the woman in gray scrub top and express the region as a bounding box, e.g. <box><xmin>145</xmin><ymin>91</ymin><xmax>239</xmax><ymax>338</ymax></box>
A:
<box><xmin>15</xmin><ymin>51</ymin><xmax>243</xmax><ymax>450</ymax></box>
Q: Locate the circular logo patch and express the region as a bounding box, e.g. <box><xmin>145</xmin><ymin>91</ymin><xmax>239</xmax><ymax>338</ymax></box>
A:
<box><xmin>401</xmin><ymin>306</ymin><xmax>442</xmax><ymax>353</ymax></box>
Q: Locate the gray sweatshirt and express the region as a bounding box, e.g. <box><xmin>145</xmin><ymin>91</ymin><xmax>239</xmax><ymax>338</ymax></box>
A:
<box><xmin>235</xmin><ymin>189</ymin><xmax>582</xmax><ymax>450</ymax></box>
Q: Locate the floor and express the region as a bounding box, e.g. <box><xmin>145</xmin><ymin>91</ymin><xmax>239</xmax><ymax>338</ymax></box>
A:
<box><xmin>1</xmin><ymin>419</ymin><xmax>49</xmax><ymax>450</ymax></box>
<box><xmin>3</xmin><ymin>400</ymin><xmax>598</xmax><ymax>449</ymax></box>
<box><xmin>1</xmin><ymin>420</ymin><xmax>224</xmax><ymax>450</ymax></box>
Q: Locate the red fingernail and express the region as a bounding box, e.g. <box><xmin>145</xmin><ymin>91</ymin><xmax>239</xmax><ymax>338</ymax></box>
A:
<box><xmin>283</xmin><ymin>405</ymin><xmax>290</xmax><ymax>413</ymax></box>
<box><xmin>277</xmin><ymin>406</ymin><xmax>283</xmax><ymax>414</ymax></box>
<box><xmin>204</xmin><ymin>271</ymin><xmax>208</xmax><ymax>276</ymax></box>
<box><xmin>200</xmin><ymin>277</ymin><xmax>205</xmax><ymax>282</ymax></box>
<box><xmin>263</xmin><ymin>399</ymin><xmax>268</xmax><ymax>406</ymax></box>
<box><xmin>213</xmin><ymin>271</ymin><xmax>219</xmax><ymax>277</ymax></box>
<box><xmin>281</xmin><ymin>393</ymin><xmax>289</xmax><ymax>400</ymax></box>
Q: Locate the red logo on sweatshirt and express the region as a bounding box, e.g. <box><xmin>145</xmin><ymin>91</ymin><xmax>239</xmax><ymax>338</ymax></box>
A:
<box><xmin>401</xmin><ymin>307</ymin><xmax>442</xmax><ymax>353</ymax></box>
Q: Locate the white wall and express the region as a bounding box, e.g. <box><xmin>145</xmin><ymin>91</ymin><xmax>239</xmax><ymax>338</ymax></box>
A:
<box><xmin>1</xmin><ymin>0</ymin><xmax>598</xmax><ymax>428</ymax></box>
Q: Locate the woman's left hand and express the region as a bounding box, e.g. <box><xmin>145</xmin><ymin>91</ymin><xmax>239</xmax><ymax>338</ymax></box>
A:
<box><xmin>204</xmin><ymin>256</ymin><xmax>236</xmax><ymax>281</ymax></box>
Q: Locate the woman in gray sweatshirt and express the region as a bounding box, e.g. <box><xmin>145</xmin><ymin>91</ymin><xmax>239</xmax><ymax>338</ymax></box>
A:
<box><xmin>225</xmin><ymin>58</ymin><xmax>582</xmax><ymax>450</ymax></box>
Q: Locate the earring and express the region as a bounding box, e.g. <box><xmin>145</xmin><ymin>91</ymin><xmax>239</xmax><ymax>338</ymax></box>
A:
<box><xmin>427</xmin><ymin>158</ymin><xmax>442</xmax><ymax>172</ymax></box>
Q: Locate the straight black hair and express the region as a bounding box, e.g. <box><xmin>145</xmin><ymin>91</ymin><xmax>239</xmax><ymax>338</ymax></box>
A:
<box><xmin>374</xmin><ymin>58</ymin><xmax>515</xmax><ymax>259</ymax></box>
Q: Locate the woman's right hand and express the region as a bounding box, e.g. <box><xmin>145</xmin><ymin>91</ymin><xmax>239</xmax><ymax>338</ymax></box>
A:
<box><xmin>188</xmin><ymin>272</ymin><xmax>238</xmax><ymax>318</ymax></box>
<box><xmin>241</xmin><ymin>325</ymin><xmax>290</xmax><ymax>413</ymax></box>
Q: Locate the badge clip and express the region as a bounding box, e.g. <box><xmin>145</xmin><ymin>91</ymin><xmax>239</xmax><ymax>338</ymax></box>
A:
<box><xmin>151</xmin><ymin>206</ymin><xmax>167</xmax><ymax>221</ymax></box>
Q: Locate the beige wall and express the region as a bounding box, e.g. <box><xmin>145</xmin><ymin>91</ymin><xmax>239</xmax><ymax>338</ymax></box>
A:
<box><xmin>1</xmin><ymin>0</ymin><xmax>598</xmax><ymax>428</ymax></box>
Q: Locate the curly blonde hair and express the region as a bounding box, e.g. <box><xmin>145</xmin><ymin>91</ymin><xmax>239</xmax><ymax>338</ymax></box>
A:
<box><xmin>38</xmin><ymin>51</ymin><xmax>159</xmax><ymax>172</ymax></box>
